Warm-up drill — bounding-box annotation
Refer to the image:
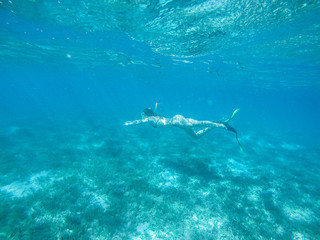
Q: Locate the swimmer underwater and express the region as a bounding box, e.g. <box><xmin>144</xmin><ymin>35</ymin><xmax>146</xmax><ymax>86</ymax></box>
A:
<box><xmin>124</xmin><ymin>103</ymin><xmax>243</xmax><ymax>150</ymax></box>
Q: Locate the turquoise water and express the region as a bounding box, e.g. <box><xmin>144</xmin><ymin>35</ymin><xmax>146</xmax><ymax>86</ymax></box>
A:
<box><xmin>1</xmin><ymin>1</ymin><xmax>320</xmax><ymax>239</ymax></box>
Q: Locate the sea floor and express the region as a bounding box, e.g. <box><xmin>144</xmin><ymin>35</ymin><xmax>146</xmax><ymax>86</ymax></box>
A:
<box><xmin>0</xmin><ymin>120</ymin><xmax>319</xmax><ymax>239</ymax></box>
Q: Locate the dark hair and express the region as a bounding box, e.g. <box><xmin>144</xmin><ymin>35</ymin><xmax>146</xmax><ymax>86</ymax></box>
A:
<box><xmin>143</xmin><ymin>107</ymin><xmax>156</xmax><ymax>117</ymax></box>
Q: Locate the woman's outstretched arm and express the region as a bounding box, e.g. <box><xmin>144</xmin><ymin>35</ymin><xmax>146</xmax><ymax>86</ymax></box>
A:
<box><xmin>124</xmin><ymin>119</ymin><xmax>147</xmax><ymax>126</ymax></box>
<box><xmin>124</xmin><ymin>116</ymin><xmax>167</xmax><ymax>127</ymax></box>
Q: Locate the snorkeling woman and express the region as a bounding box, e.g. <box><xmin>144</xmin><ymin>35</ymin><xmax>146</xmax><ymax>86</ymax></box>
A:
<box><xmin>124</xmin><ymin>103</ymin><xmax>242</xmax><ymax>149</ymax></box>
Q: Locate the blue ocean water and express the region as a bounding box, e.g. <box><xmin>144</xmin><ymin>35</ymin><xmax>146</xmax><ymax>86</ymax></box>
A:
<box><xmin>0</xmin><ymin>1</ymin><xmax>320</xmax><ymax>239</ymax></box>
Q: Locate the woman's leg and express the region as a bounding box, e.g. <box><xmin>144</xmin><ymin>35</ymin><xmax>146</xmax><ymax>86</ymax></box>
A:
<box><xmin>190</xmin><ymin>120</ymin><xmax>226</xmax><ymax>129</ymax></box>
<box><xmin>194</xmin><ymin>127</ymin><xmax>215</xmax><ymax>138</ymax></box>
<box><xmin>171</xmin><ymin>115</ymin><xmax>225</xmax><ymax>129</ymax></box>
<box><xmin>183</xmin><ymin>127</ymin><xmax>214</xmax><ymax>139</ymax></box>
